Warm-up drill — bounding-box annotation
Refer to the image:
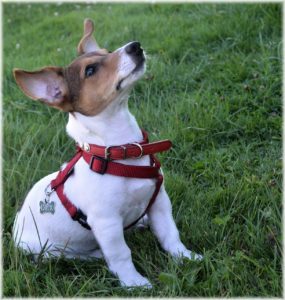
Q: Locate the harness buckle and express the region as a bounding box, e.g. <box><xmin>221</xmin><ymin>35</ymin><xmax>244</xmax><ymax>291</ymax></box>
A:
<box><xmin>89</xmin><ymin>155</ymin><xmax>108</xmax><ymax>174</ymax></box>
<box><xmin>129</xmin><ymin>143</ymin><xmax>144</xmax><ymax>159</ymax></box>
<box><xmin>105</xmin><ymin>146</ymin><xmax>113</xmax><ymax>160</ymax></box>
<box><xmin>105</xmin><ymin>145</ymin><xmax>127</xmax><ymax>160</ymax></box>
<box><xmin>72</xmin><ymin>209</ymin><xmax>91</xmax><ymax>230</ymax></box>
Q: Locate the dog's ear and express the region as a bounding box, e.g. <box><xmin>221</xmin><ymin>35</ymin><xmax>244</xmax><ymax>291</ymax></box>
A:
<box><xmin>13</xmin><ymin>67</ymin><xmax>69</xmax><ymax>108</ymax></box>
<box><xmin>77</xmin><ymin>19</ymin><xmax>100</xmax><ymax>55</ymax></box>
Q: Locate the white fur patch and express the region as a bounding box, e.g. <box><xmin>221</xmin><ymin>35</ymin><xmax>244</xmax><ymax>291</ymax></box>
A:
<box><xmin>116</xmin><ymin>43</ymin><xmax>146</xmax><ymax>90</ymax></box>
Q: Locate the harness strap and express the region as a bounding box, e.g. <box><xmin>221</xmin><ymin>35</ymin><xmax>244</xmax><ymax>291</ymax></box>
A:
<box><xmin>82</xmin><ymin>151</ymin><xmax>161</xmax><ymax>178</ymax></box>
<box><xmin>124</xmin><ymin>173</ymin><xmax>163</xmax><ymax>230</ymax></box>
<box><xmin>50</xmin><ymin>131</ymin><xmax>170</xmax><ymax>231</ymax></box>
<box><xmin>80</xmin><ymin>139</ymin><xmax>172</xmax><ymax>160</ymax></box>
<box><xmin>78</xmin><ymin>130</ymin><xmax>172</xmax><ymax>161</ymax></box>
<box><xmin>51</xmin><ymin>150</ymin><xmax>82</xmax><ymax>190</ymax></box>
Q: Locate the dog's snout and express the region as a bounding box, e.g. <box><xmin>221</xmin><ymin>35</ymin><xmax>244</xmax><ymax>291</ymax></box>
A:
<box><xmin>125</xmin><ymin>42</ymin><xmax>142</xmax><ymax>56</ymax></box>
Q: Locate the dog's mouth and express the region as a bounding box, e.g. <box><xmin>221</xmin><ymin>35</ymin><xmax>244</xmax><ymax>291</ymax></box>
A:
<box><xmin>116</xmin><ymin>57</ymin><xmax>145</xmax><ymax>91</ymax></box>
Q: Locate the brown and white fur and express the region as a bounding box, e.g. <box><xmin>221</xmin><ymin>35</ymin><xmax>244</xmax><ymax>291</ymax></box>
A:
<box><xmin>12</xmin><ymin>19</ymin><xmax>202</xmax><ymax>288</ymax></box>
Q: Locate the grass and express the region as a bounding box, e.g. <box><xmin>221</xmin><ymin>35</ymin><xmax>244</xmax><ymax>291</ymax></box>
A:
<box><xmin>3</xmin><ymin>2</ymin><xmax>282</xmax><ymax>297</ymax></box>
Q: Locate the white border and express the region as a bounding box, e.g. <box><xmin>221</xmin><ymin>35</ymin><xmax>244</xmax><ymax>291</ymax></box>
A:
<box><xmin>0</xmin><ymin>0</ymin><xmax>3</xmax><ymax>297</ymax></box>
<box><xmin>1</xmin><ymin>0</ymin><xmax>284</xmax><ymax>3</ymax></box>
<box><xmin>1</xmin><ymin>0</ymin><xmax>283</xmax><ymax>299</ymax></box>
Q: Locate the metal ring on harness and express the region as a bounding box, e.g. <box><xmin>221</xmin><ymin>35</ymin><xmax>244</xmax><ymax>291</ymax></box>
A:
<box><xmin>44</xmin><ymin>183</ymin><xmax>55</xmax><ymax>197</ymax></box>
<box><xmin>129</xmin><ymin>143</ymin><xmax>144</xmax><ymax>159</ymax></box>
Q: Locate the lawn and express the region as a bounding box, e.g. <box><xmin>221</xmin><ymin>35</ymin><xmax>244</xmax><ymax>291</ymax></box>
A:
<box><xmin>2</xmin><ymin>2</ymin><xmax>282</xmax><ymax>297</ymax></box>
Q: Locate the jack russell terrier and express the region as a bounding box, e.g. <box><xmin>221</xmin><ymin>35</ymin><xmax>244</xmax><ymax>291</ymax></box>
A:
<box><xmin>12</xmin><ymin>19</ymin><xmax>202</xmax><ymax>288</ymax></box>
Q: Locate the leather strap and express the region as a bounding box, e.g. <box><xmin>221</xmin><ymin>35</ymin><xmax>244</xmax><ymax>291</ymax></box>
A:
<box><xmin>124</xmin><ymin>156</ymin><xmax>163</xmax><ymax>230</ymax></box>
<box><xmin>54</xmin><ymin>184</ymin><xmax>91</xmax><ymax>230</ymax></box>
<box><xmin>82</xmin><ymin>151</ymin><xmax>161</xmax><ymax>178</ymax></box>
<box><xmin>78</xmin><ymin>130</ymin><xmax>172</xmax><ymax>161</ymax></box>
<box><xmin>51</xmin><ymin>150</ymin><xmax>82</xmax><ymax>190</ymax></box>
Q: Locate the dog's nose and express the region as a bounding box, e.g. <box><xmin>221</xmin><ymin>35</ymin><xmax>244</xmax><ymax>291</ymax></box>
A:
<box><xmin>125</xmin><ymin>42</ymin><xmax>143</xmax><ymax>56</ymax></box>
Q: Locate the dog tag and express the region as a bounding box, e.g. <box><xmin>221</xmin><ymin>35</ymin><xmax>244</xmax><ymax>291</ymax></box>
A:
<box><xmin>40</xmin><ymin>200</ymin><xmax>55</xmax><ymax>214</ymax></box>
<box><xmin>40</xmin><ymin>185</ymin><xmax>56</xmax><ymax>214</ymax></box>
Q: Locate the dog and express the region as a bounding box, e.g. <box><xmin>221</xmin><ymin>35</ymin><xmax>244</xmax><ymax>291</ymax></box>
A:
<box><xmin>12</xmin><ymin>19</ymin><xmax>202</xmax><ymax>288</ymax></box>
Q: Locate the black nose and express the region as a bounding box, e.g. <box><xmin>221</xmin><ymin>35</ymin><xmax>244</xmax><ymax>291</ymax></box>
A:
<box><xmin>125</xmin><ymin>41</ymin><xmax>143</xmax><ymax>56</ymax></box>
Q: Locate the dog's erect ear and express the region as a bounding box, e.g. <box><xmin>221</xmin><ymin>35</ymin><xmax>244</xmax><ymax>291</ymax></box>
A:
<box><xmin>77</xmin><ymin>19</ymin><xmax>100</xmax><ymax>55</ymax></box>
<box><xmin>13</xmin><ymin>67</ymin><xmax>68</xmax><ymax>107</ymax></box>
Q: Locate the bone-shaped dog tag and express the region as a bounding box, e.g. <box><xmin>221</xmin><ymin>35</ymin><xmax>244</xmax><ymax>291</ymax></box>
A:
<box><xmin>40</xmin><ymin>201</ymin><xmax>55</xmax><ymax>214</ymax></box>
<box><xmin>40</xmin><ymin>186</ymin><xmax>56</xmax><ymax>214</ymax></box>
<box><xmin>40</xmin><ymin>200</ymin><xmax>55</xmax><ymax>214</ymax></box>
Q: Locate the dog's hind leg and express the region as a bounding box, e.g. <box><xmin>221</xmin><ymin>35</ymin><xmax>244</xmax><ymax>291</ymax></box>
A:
<box><xmin>34</xmin><ymin>246</ymin><xmax>104</xmax><ymax>261</ymax></box>
<box><xmin>148</xmin><ymin>186</ymin><xmax>203</xmax><ymax>261</ymax></box>
<box><xmin>59</xmin><ymin>249</ymin><xmax>104</xmax><ymax>260</ymax></box>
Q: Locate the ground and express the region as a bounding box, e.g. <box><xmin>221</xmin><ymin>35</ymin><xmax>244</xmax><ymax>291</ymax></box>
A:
<box><xmin>3</xmin><ymin>2</ymin><xmax>282</xmax><ymax>297</ymax></box>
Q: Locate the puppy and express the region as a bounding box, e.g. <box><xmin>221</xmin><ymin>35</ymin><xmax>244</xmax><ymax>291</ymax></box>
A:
<box><xmin>12</xmin><ymin>19</ymin><xmax>202</xmax><ymax>288</ymax></box>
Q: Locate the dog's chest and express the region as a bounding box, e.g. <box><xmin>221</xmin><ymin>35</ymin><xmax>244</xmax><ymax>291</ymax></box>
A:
<box><xmin>64</xmin><ymin>158</ymin><xmax>156</xmax><ymax>225</ymax></box>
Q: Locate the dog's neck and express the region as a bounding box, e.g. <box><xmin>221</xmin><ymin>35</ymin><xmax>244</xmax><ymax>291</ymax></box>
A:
<box><xmin>66</xmin><ymin>99</ymin><xmax>143</xmax><ymax>146</ymax></box>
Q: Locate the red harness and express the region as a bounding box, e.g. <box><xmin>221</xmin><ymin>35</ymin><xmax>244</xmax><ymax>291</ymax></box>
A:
<box><xmin>50</xmin><ymin>130</ymin><xmax>172</xmax><ymax>230</ymax></box>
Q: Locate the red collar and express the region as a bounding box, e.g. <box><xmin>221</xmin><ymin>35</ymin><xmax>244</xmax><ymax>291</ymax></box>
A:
<box><xmin>77</xmin><ymin>130</ymin><xmax>172</xmax><ymax>161</ymax></box>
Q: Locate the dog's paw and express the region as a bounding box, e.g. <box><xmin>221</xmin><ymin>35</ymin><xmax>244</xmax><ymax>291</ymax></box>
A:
<box><xmin>173</xmin><ymin>249</ymin><xmax>203</xmax><ymax>262</ymax></box>
<box><xmin>187</xmin><ymin>251</ymin><xmax>203</xmax><ymax>261</ymax></box>
<box><xmin>120</xmin><ymin>274</ymin><xmax>152</xmax><ymax>289</ymax></box>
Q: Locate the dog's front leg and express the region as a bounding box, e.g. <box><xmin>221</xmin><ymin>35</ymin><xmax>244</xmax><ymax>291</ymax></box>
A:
<box><xmin>90</xmin><ymin>216</ymin><xmax>152</xmax><ymax>288</ymax></box>
<box><xmin>148</xmin><ymin>186</ymin><xmax>203</xmax><ymax>260</ymax></box>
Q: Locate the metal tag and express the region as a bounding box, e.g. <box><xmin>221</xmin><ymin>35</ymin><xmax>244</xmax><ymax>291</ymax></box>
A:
<box><xmin>40</xmin><ymin>200</ymin><xmax>55</xmax><ymax>214</ymax></box>
<box><xmin>40</xmin><ymin>184</ymin><xmax>56</xmax><ymax>214</ymax></box>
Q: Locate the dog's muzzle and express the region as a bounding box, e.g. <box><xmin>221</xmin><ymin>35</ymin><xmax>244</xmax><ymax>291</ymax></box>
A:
<box><xmin>125</xmin><ymin>41</ymin><xmax>145</xmax><ymax>67</ymax></box>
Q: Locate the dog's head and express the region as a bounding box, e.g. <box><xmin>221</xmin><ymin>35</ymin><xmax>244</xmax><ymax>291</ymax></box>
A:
<box><xmin>13</xmin><ymin>19</ymin><xmax>145</xmax><ymax>116</ymax></box>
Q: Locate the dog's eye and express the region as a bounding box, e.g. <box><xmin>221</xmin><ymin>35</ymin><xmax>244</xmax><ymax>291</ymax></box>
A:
<box><xmin>85</xmin><ymin>63</ymin><xmax>99</xmax><ymax>78</ymax></box>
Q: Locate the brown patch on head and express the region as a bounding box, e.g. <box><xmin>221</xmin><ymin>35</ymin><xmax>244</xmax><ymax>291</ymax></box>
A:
<box><xmin>63</xmin><ymin>50</ymin><xmax>108</xmax><ymax>105</ymax></box>
<box><xmin>63</xmin><ymin>62</ymin><xmax>81</xmax><ymax>105</ymax></box>
<box><xmin>62</xmin><ymin>50</ymin><xmax>121</xmax><ymax>116</ymax></box>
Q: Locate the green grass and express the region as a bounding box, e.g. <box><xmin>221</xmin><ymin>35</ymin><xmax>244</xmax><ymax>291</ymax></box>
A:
<box><xmin>3</xmin><ymin>2</ymin><xmax>282</xmax><ymax>297</ymax></box>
